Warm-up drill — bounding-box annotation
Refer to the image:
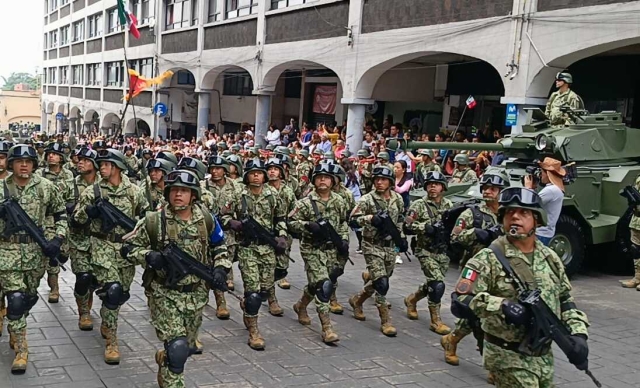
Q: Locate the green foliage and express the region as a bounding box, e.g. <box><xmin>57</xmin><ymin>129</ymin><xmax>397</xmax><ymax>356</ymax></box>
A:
<box><xmin>1</xmin><ymin>72</ymin><xmax>40</xmax><ymax>91</ymax></box>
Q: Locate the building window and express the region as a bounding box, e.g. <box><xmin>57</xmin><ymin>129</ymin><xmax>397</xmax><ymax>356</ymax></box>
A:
<box><xmin>271</xmin><ymin>0</ymin><xmax>310</xmax><ymax>10</ymax></box>
<box><xmin>72</xmin><ymin>65</ymin><xmax>84</xmax><ymax>85</ymax></box>
<box><xmin>61</xmin><ymin>0</ymin><xmax>69</xmax><ymax>5</ymax></box>
<box><xmin>87</xmin><ymin>63</ymin><xmax>102</xmax><ymax>86</ymax></box>
<box><xmin>223</xmin><ymin>72</ymin><xmax>253</xmax><ymax>96</ymax></box>
<box><xmin>106</xmin><ymin>61</ymin><xmax>125</xmax><ymax>87</ymax></box>
<box><xmin>43</xmin><ymin>67</ymin><xmax>48</xmax><ymax>84</ymax></box>
<box><xmin>107</xmin><ymin>8</ymin><xmax>124</xmax><ymax>33</ymax></box>
<box><xmin>50</xmin><ymin>0</ymin><xmax>58</xmax><ymax>12</ymax></box>
<box><xmin>49</xmin><ymin>68</ymin><xmax>57</xmax><ymax>84</ymax></box>
<box><xmin>177</xmin><ymin>71</ymin><xmax>195</xmax><ymax>85</ymax></box>
<box><xmin>60</xmin><ymin>25</ymin><xmax>70</xmax><ymax>46</ymax></box>
<box><xmin>88</xmin><ymin>13</ymin><xmax>103</xmax><ymax>38</ymax></box>
<box><xmin>226</xmin><ymin>0</ymin><xmax>257</xmax><ymax>19</ymax></box>
<box><xmin>49</xmin><ymin>30</ymin><xmax>58</xmax><ymax>48</ymax></box>
<box><xmin>131</xmin><ymin>0</ymin><xmax>150</xmax><ymax>25</ymax></box>
<box><xmin>60</xmin><ymin>66</ymin><xmax>69</xmax><ymax>84</ymax></box>
<box><xmin>165</xmin><ymin>0</ymin><xmax>197</xmax><ymax>30</ymax></box>
<box><xmin>208</xmin><ymin>0</ymin><xmax>222</xmax><ymax>22</ymax></box>
<box><xmin>44</xmin><ymin>33</ymin><xmax>48</xmax><ymax>49</ymax></box>
<box><xmin>72</xmin><ymin>20</ymin><xmax>84</xmax><ymax>42</ymax></box>
<box><xmin>129</xmin><ymin>58</ymin><xmax>153</xmax><ymax>79</ymax></box>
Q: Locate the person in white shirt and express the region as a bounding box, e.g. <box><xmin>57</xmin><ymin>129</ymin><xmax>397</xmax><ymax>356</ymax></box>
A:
<box><xmin>524</xmin><ymin>157</ymin><xmax>566</xmax><ymax>246</ymax></box>
<box><xmin>265</xmin><ymin>125</ymin><xmax>281</xmax><ymax>146</ymax></box>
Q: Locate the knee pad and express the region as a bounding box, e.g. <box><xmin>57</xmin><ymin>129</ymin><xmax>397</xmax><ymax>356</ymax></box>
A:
<box><xmin>26</xmin><ymin>294</ymin><xmax>39</xmax><ymax>311</ymax></box>
<box><xmin>372</xmin><ymin>276</ymin><xmax>390</xmax><ymax>296</ymax></box>
<box><xmin>74</xmin><ymin>272</ymin><xmax>93</xmax><ymax>296</ymax></box>
<box><xmin>120</xmin><ymin>290</ymin><xmax>131</xmax><ymax>305</ymax></box>
<box><xmin>631</xmin><ymin>243</ymin><xmax>640</xmax><ymax>258</ymax></box>
<box><xmin>6</xmin><ymin>291</ymin><xmax>26</xmax><ymax>321</ymax></box>
<box><xmin>274</xmin><ymin>268</ymin><xmax>288</xmax><ymax>281</ymax></box>
<box><xmin>426</xmin><ymin>281</ymin><xmax>446</xmax><ymax>304</ymax></box>
<box><xmin>328</xmin><ymin>266</ymin><xmax>344</xmax><ymax>284</ymax></box>
<box><xmin>165</xmin><ymin>337</ymin><xmax>192</xmax><ymax>374</ymax></box>
<box><xmin>244</xmin><ymin>292</ymin><xmax>262</xmax><ymax>315</ymax></box>
<box><xmin>96</xmin><ymin>282</ymin><xmax>123</xmax><ymax>310</ymax></box>
<box><xmin>259</xmin><ymin>289</ymin><xmax>269</xmax><ymax>302</ymax></box>
<box><xmin>315</xmin><ymin>279</ymin><xmax>333</xmax><ymax>303</ymax></box>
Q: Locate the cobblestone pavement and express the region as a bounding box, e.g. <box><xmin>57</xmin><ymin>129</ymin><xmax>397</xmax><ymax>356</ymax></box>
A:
<box><xmin>1</xmin><ymin>241</ymin><xmax>638</xmax><ymax>388</ymax></box>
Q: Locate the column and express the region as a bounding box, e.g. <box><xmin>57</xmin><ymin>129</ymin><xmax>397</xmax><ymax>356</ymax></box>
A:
<box><xmin>155</xmin><ymin>91</ymin><xmax>170</xmax><ymax>140</ymax></box>
<box><xmin>342</xmin><ymin>98</ymin><xmax>373</xmax><ymax>154</ymax></box>
<box><xmin>197</xmin><ymin>91</ymin><xmax>210</xmax><ymax>140</ymax></box>
<box><xmin>255</xmin><ymin>93</ymin><xmax>273</xmax><ymax>148</ymax></box>
<box><xmin>69</xmin><ymin>118</ymin><xmax>77</xmax><ymax>136</ymax></box>
<box><xmin>41</xmin><ymin>111</ymin><xmax>48</xmax><ymax>133</ymax></box>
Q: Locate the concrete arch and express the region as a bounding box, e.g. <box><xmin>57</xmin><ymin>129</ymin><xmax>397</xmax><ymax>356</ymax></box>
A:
<box><xmin>158</xmin><ymin>67</ymin><xmax>198</xmax><ymax>89</ymax></box>
<box><xmin>125</xmin><ymin>118</ymin><xmax>150</xmax><ymax>136</ymax></box>
<box><xmin>101</xmin><ymin>112</ymin><xmax>120</xmax><ymax>131</ymax></box>
<box><xmin>84</xmin><ymin>109</ymin><xmax>99</xmax><ymax>123</ymax></box>
<box><xmin>45</xmin><ymin>101</ymin><xmax>54</xmax><ymax>114</ymax></box>
<box><xmin>200</xmin><ymin>64</ymin><xmax>257</xmax><ymax>91</ymax></box>
<box><xmin>56</xmin><ymin>103</ymin><xmax>67</xmax><ymax>115</ymax></box>
<box><xmin>260</xmin><ymin>60</ymin><xmax>345</xmax><ymax>94</ymax></box>
<box><xmin>69</xmin><ymin>106</ymin><xmax>82</xmax><ymax>120</ymax></box>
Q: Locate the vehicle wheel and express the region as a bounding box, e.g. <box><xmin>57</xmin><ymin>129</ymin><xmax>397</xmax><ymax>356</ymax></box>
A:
<box><xmin>613</xmin><ymin>208</ymin><xmax>635</xmax><ymax>273</ymax></box>
<box><xmin>549</xmin><ymin>215</ymin><xmax>585</xmax><ymax>277</ymax></box>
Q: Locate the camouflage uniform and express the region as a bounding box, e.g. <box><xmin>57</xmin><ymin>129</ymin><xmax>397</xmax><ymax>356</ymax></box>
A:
<box><xmin>270</xmin><ymin>182</ymin><xmax>296</xmax><ymax>293</ymax></box>
<box><xmin>127</xmin><ymin>205</ymin><xmax>230</xmax><ymax>388</ymax></box>
<box><xmin>545</xmin><ymin>89</ymin><xmax>584</xmax><ymax>126</ymax></box>
<box><xmin>358</xmin><ymin>160</ymin><xmax>374</xmax><ymax>193</ymax></box>
<box><xmin>124</xmin><ymin>154</ymin><xmax>140</xmax><ymax>175</ymax></box>
<box><xmin>455</xmin><ymin>236</ymin><xmax>589</xmax><ymax>386</ymax></box>
<box><xmin>621</xmin><ymin>175</ymin><xmax>640</xmax><ymax>289</ymax></box>
<box><xmin>416</xmin><ymin>161</ymin><xmax>441</xmax><ymax>176</ymax></box>
<box><xmin>450</xmin><ymin>168</ymin><xmax>477</xmax><ymax>184</ymax></box>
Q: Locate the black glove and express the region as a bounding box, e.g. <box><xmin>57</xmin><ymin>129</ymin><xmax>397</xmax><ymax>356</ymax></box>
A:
<box><xmin>120</xmin><ymin>244</ymin><xmax>133</xmax><ymax>260</ymax></box>
<box><xmin>501</xmin><ymin>300</ymin><xmax>530</xmax><ymax>326</ymax></box>
<box><xmin>85</xmin><ymin>204</ymin><xmax>100</xmax><ymax>219</ymax></box>
<box><xmin>65</xmin><ymin>202</ymin><xmax>76</xmax><ymax>215</ymax></box>
<box><xmin>475</xmin><ymin>228</ymin><xmax>491</xmax><ymax>244</ymax></box>
<box><xmin>305</xmin><ymin>222</ymin><xmax>322</xmax><ymax>234</ymax></box>
<box><xmin>43</xmin><ymin>236</ymin><xmax>63</xmax><ymax>259</ymax></box>
<box><xmin>371</xmin><ymin>214</ymin><xmax>383</xmax><ymax>227</ymax></box>
<box><xmin>275</xmin><ymin>236</ymin><xmax>287</xmax><ymax>255</ymax></box>
<box><xmin>568</xmin><ymin>334</ymin><xmax>589</xmax><ymax>370</ymax></box>
<box><xmin>338</xmin><ymin>239</ymin><xmax>350</xmax><ymax>255</ymax></box>
<box><xmin>424</xmin><ymin>225</ymin><xmax>436</xmax><ymax>236</ymax></box>
<box><xmin>145</xmin><ymin>251</ymin><xmax>166</xmax><ymax>270</ymax></box>
<box><xmin>398</xmin><ymin>238</ymin><xmax>409</xmax><ymax>253</ymax></box>
<box><xmin>210</xmin><ymin>266</ymin><xmax>228</xmax><ymax>291</ymax></box>
<box><xmin>229</xmin><ymin>220</ymin><xmax>243</xmax><ymax>232</ymax></box>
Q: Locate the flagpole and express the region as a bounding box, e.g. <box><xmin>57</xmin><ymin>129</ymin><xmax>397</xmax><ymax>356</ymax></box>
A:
<box><xmin>441</xmin><ymin>103</ymin><xmax>468</xmax><ymax>168</ymax></box>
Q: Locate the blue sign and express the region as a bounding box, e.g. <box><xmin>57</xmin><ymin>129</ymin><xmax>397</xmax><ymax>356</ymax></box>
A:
<box><xmin>55</xmin><ymin>113</ymin><xmax>64</xmax><ymax>120</ymax></box>
<box><xmin>505</xmin><ymin>104</ymin><xmax>518</xmax><ymax>126</ymax></box>
<box><xmin>153</xmin><ymin>102</ymin><xmax>168</xmax><ymax>117</ymax></box>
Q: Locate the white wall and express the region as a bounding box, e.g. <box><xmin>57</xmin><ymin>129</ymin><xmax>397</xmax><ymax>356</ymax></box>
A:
<box><xmin>372</xmin><ymin>67</ymin><xmax>436</xmax><ymax>102</ymax></box>
<box><xmin>208</xmin><ymin>76</ymin><xmax>256</xmax><ymax>131</ymax></box>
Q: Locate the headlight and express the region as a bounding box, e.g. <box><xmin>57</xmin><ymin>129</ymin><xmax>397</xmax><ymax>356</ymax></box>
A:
<box><xmin>535</xmin><ymin>134</ymin><xmax>548</xmax><ymax>151</ymax></box>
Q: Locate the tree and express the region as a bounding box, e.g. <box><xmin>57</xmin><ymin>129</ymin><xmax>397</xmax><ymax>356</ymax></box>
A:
<box><xmin>1</xmin><ymin>72</ymin><xmax>40</xmax><ymax>91</ymax></box>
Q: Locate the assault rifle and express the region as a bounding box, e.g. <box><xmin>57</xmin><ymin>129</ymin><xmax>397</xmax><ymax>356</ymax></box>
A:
<box><xmin>375</xmin><ymin>210</ymin><xmax>410</xmax><ymax>262</ymax></box>
<box><xmin>0</xmin><ymin>198</ymin><xmax>68</xmax><ymax>269</ymax></box>
<box><xmin>430</xmin><ymin>220</ymin><xmax>449</xmax><ymax>251</ymax></box>
<box><xmin>316</xmin><ymin>217</ymin><xmax>354</xmax><ymax>265</ymax></box>
<box><xmin>95</xmin><ymin>197</ymin><xmax>137</xmax><ymax>233</ymax></box>
<box><xmin>241</xmin><ymin>215</ymin><xmax>292</xmax><ymax>260</ymax></box>
<box><xmin>160</xmin><ymin>241</ymin><xmax>228</xmax><ymax>291</ymax></box>
<box><xmin>620</xmin><ymin>185</ymin><xmax>640</xmax><ymax>210</ymax></box>
<box><xmin>489</xmin><ymin>244</ymin><xmax>601</xmax><ymax>387</ymax></box>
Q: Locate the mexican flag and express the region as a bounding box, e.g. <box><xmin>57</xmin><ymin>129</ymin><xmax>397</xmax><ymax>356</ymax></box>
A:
<box><xmin>461</xmin><ymin>268</ymin><xmax>478</xmax><ymax>281</ymax></box>
<box><xmin>117</xmin><ymin>0</ymin><xmax>140</xmax><ymax>39</ymax></box>
<box><xmin>465</xmin><ymin>96</ymin><xmax>477</xmax><ymax>109</ymax></box>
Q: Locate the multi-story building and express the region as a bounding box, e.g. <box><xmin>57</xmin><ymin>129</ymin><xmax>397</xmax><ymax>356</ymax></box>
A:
<box><xmin>42</xmin><ymin>0</ymin><xmax>640</xmax><ymax>151</ymax></box>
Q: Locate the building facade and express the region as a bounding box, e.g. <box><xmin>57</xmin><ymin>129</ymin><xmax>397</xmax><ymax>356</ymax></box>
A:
<box><xmin>42</xmin><ymin>0</ymin><xmax>640</xmax><ymax>151</ymax></box>
<box><xmin>0</xmin><ymin>89</ymin><xmax>42</xmax><ymax>131</ymax></box>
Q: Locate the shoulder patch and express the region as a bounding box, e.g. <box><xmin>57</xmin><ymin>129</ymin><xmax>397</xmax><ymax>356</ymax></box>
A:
<box><xmin>455</xmin><ymin>279</ymin><xmax>473</xmax><ymax>295</ymax></box>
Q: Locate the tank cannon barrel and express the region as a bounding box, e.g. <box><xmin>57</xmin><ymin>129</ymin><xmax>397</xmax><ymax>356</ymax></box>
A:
<box><xmin>386</xmin><ymin>139</ymin><xmax>506</xmax><ymax>152</ymax></box>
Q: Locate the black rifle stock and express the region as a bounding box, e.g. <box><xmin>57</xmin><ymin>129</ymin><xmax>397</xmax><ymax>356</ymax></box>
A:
<box><xmin>375</xmin><ymin>211</ymin><xmax>410</xmax><ymax>261</ymax></box>
<box><xmin>241</xmin><ymin>215</ymin><xmax>292</xmax><ymax>260</ymax></box>
<box><xmin>620</xmin><ymin>185</ymin><xmax>640</xmax><ymax>210</ymax></box>
<box><xmin>316</xmin><ymin>218</ymin><xmax>354</xmax><ymax>265</ymax></box>
<box><xmin>95</xmin><ymin>198</ymin><xmax>136</xmax><ymax>233</ymax></box>
<box><xmin>160</xmin><ymin>242</ymin><xmax>227</xmax><ymax>291</ymax></box>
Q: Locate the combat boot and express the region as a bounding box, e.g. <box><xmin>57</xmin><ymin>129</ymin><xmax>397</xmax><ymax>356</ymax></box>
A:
<box><xmin>362</xmin><ymin>271</ymin><xmax>371</xmax><ymax>284</ymax></box>
<box><xmin>214</xmin><ymin>290</ymin><xmax>230</xmax><ymax>320</ymax></box>
<box><xmin>268</xmin><ymin>288</ymin><xmax>283</xmax><ymax>316</ymax></box>
<box><xmin>440</xmin><ymin>330</ymin><xmax>465</xmax><ymax>365</ymax></box>
<box><xmin>278</xmin><ymin>278</ymin><xmax>291</xmax><ymax>289</ymax></box>
<box><xmin>226</xmin><ymin>279</ymin><xmax>235</xmax><ymax>291</ymax></box>
<box><xmin>293</xmin><ymin>292</ymin><xmax>312</xmax><ymax>325</ymax></box>
<box><xmin>9</xmin><ymin>330</ymin><xmax>16</xmax><ymax>350</ymax></box>
<box><xmin>194</xmin><ymin>338</ymin><xmax>204</xmax><ymax>354</ymax></box>
<box><xmin>349</xmin><ymin>288</ymin><xmax>373</xmax><ymax>321</ymax></box>
<box><xmin>329</xmin><ymin>289</ymin><xmax>343</xmax><ymax>314</ymax></box>
<box><xmin>404</xmin><ymin>288</ymin><xmax>427</xmax><ymax>320</ymax></box>
<box><xmin>318</xmin><ymin>313</ymin><xmax>339</xmax><ymax>344</ymax></box>
<box><xmin>155</xmin><ymin>349</ymin><xmax>166</xmax><ymax>387</ymax></box>
<box><xmin>104</xmin><ymin>328</ymin><xmax>120</xmax><ymax>364</ymax></box>
<box><xmin>428</xmin><ymin>304</ymin><xmax>451</xmax><ymax>335</ymax></box>
<box><xmin>246</xmin><ymin>316</ymin><xmax>265</xmax><ymax>350</ymax></box>
<box><xmin>620</xmin><ymin>267</ymin><xmax>640</xmax><ymax>288</ymax></box>
<box><xmin>487</xmin><ymin>372</ymin><xmax>495</xmax><ymax>385</ymax></box>
<box><xmin>77</xmin><ymin>297</ymin><xmax>93</xmax><ymax>331</ymax></box>
<box><xmin>10</xmin><ymin>330</ymin><xmax>28</xmax><ymax>374</ymax></box>
<box><xmin>0</xmin><ymin>306</ymin><xmax>5</xmax><ymax>337</ymax></box>
<box><xmin>48</xmin><ymin>274</ymin><xmax>60</xmax><ymax>303</ymax></box>
<box><xmin>240</xmin><ymin>300</ymin><xmax>249</xmax><ymax>329</ymax></box>
<box><xmin>376</xmin><ymin>304</ymin><xmax>397</xmax><ymax>337</ymax></box>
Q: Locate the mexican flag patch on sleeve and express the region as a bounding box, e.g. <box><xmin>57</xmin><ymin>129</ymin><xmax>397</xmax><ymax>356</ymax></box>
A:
<box><xmin>461</xmin><ymin>268</ymin><xmax>478</xmax><ymax>281</ymax></box>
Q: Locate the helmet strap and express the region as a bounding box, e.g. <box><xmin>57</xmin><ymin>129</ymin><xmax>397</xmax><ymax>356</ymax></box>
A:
<box><xmin>507</xmin><ymin>225</ymin><xmax>536</xmax><ymax>240</ymax></box>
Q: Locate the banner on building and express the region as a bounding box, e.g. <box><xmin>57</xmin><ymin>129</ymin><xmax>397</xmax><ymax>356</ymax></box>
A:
<box><xmin>312</xmin><ymin>85</ymin><xmax>337</xmax><ymax>115</ymax></box>
<box><xmin>182</xmin><ymin>91</ymin><xmax>198</xmax><ymax>123</ymax></box>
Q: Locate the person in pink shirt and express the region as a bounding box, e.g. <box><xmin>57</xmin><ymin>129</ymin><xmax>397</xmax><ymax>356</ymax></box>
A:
<box><xmin>394</xmin><ymin>160</ymin><xmax>413</xmax><ymax>211</ymax></box>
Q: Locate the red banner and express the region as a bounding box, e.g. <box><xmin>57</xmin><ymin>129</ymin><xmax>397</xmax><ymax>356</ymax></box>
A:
<box><xmin>312</xmin><ymin>85</ymin><xmax>337</xmax><ymax>115</ymax></box>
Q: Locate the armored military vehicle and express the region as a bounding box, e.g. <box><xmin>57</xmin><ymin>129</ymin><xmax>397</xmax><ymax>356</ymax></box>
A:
<box><xmin>389</xmin><ymin>109</ymin><xmax>640</xmax><ymax>275</ymax></box>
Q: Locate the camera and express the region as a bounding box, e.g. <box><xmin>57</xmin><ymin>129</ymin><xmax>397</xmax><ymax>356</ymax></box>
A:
<box><xmin>522</xmin><ymin>165</ymin><xmax>542</xmax><ymax>185</ymax></box>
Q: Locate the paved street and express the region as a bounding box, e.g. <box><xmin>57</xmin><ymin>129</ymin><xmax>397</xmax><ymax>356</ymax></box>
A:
<box><xmin>1</xmin><ymin>242</ymin><xmax>638</xmax><ymax>388</ymax></box>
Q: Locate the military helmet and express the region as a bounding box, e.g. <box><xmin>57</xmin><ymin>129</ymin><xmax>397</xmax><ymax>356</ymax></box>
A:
<box><xmin>45</xmin><ymin>142</ymin><xmax>66</xmax><ymax>158</ymax></box>
<box><xmin>231</xmin><ymin>144</ymin><xmax>241</xmax><ymax>152</ymax></box>
<box><xmin>480</xmin><ymin>169</ymin><xmax>510</xmax><ymax>188</ymax></box>
<box><xmin>274</xmin><ymin>146</ymin><xmax>290</xmax><ymax>156</ymax></box>
<box><xmin>312</xmin><ymin>148</ymin><xmax>324</xmax><ymax>156</ymax></box>
<box><xmin>35</xmin><ymin>141</ymin><xmax>45</xmax><ymax>149</ymax></box>
<box><xmin>0</xmin><ymin>141</ymin><xmax>15</xmax><ymax>155</ymax></box>
<box><xmin>75</xmin><ymin>147</ymin><xmax>99</xmax><ymax>169</ymax></box>
<box><xmin>226</xmin><ymin>154</ymin><xmax>243</xmax><ymax>176</ymax></box>
<box><xmin>311</xmin><ymin>163</ymin><xmax>336</xmax><ymax>185</ymax></box>
<box><xmin>556</xmin><ymin>72</ymin><xmax>573</xmax><ymax>84</ymax></box>
<box><xmin>377</xmin><ymin>151</ymin><xmax>390</xmax><ymax>161</ymax></box>
<box><xmin>247</xmin><ymin>147</ymin><xmax>259</xmax><ymax>156</ymax></box>
<box><xmin>156</xmin><ymin>151</ymin><xmax>178</xmax><ymax>168</ymax></box>
<box><xmin>334</xmin><ymin>164</ymin><xmax>346</xmax><ymax>185</ymax></box>
<box><xmin>497</xmin><ymin>187</ymin><xmax>547</xmax><ymax>226</ymax></box>
<box><xmin>207</xmin><ymin>155</ymin><xmax>230</xmax><ymax>173</ymax></box>
<box><xmin>341</xmin><ymin>150</ymin><xmax>352</xmax><ymax>159</ymax></box>
<box><xmin>453</xmin><ymin>153</ymin><xmax>470</xmax><ymax>165</ymax></box>
<box><xmin>265</xmin><ymin>144</ymin><xmax>275</xmax><ymax>151</ymax></box>
<box><xmin>7</xmin><ymin>144</ymin><xmax>38</xmax><ymax>171</ymax></box>
<box><xmin>146</xmin><ymin>158</ymin><xmax>174</xmax><ymax>175</ymax></box>
<box><xmin>298</xmin><ymin>149</ymin><xmax>309</xmax><ymax>158</ymax></box>
<box><xmin>418</xmin><ymin>149</ymin><xmax>434</xmax><ymax>159</ymax></box>
<box><xmin>178</xmin><ymin>157</ymin><xmax>207</xmax><ymax>180</ymax></box>
<box><xmin>221</xmin><ymin>150</ymin><xmax>231</xmax><ymax>158</ymax></box>
<box><xmin>164</xmin><ymin>169</ymin><xmax>202</xmax><ymax>201</ymax></box>
<box><xmin>96</xmin><ymin>148</ymin><xmax>128</xmax><ymax>171</ymax></box>
<box><xmin>372</xmin><ymin>165</ymin><xmax>394</xmax><ymax>184</ymax></box>
<box><xmin>124</xmin><ymin>145</ymin><xmax>133</xmax><ymax>152</ymax></box>
<box><xmin>323</xmin><ymin>151</ymin><xmax>335</xmax><ymax>160</ymax></box>
<box><xmin>216</xmin><ymin>141</ymin><xmax>227</xmax><ymax>150</ymax></box>
<box><xmin>357</xmin><ymin>149</ymin><xmax>370</xmax><ymax>158</ymax></box>
<box><xmin>142</xmin><ymin>148</ymin><xmax>153</xmax><ymax>156</ymax></box>
<box><xmin>243</xmin><ymin>158</ymin><xmax>267</xmax><ymax>184</ymax></box>
<box><xmin>23</xmin><ymin>138</ymin><xmax>33</xmax><ymax>146</ymax></box>
<box><xmin>423</xmin><ymin>171</ymin><xmax>448</xmax><ymax>191</ymax></box>
<box><xmin>92</xmin><ymin>140</ymin><xmax>107</xmax><ymax>150</ymax></box>
<box><xmin>276</xmin><ymin>154</ymin><xmax>292</xmax><ymax>168</ymax></box>
<box><xmin>266</xmin><ymin>157</ymin><xmax>285</xmax><ymax>180</ymax></box>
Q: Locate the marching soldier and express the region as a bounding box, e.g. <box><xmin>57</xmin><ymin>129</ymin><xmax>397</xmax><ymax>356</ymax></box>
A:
<box><xmin>0</xmin><ymin>144</ymin><xmax>68</xmax><ymax>373</ymax></box>
<box><xmin>375</xmin><ymin>151</ymin><xmax>394</xmax><ymax>171</ymax></box>
<box><xmin>35</xmin><ymin>141</ymin><xmax>46</xmax><ymax>167</ymax></box>
<box><xmin>146</xmin><ymin>158</ymin><xmax>175</xmax><ymax>210</ymax></box>
<box><xmin>138</xmin><ymin>148</ymin><xmax>153</xmax><ymax>171</ymax></box>
<box><xmin>450</xmin><ymin>154</ymin><xmax>477</xmax><ymax>184</ymax></box>
<box><xmin>221</xmin><ymin>159</ymin><xmax>288</xmax><ymax>350</ymax></box>
<box><xmin>348</xmin><ymin>166</ymin><xmax>408</xmax><ymax>336</ymax></box>
<box><xmin>403</xmin><ymin>172</ymin><xmax>453</xmax><ymax>334</ymax></box>
<box><xmin>124</xmin><ymin>145</ymin><xmax>140</xmax><ymax>178</ymax></box>
<box><xmin>125</xmin><ymin>169</ymin><xmax>230</xmax><ymax>388</ymax></box>
<box><xmin>621</xmin><ymin>173</ymin><xmax>640</xmax><ymax>290</ymax></box>
<box><xmin>226</xmin><ymin>154</ymin><xmax>243</xmax><ymax>183</ymax></box>
<box><xmin>296</xmin><ymin>149</ymin><xmax>313</xmax><ymax>195</ymax></box>
<box><xmin>356</xmin><ymin>148</ymin><xmax>374</xmax><ymax>194</ymax></box>
<box><xmin>0</xmin><ymin>140</ymin><xmax>14</xmax><ymax>179</ymax></box>
<box><xmin>451</xmin><ymin>187</ymin><xmax>590</xmax><ymax>387</ymax></box>
<box><xmin>73</xmin><ymin>149</ymin><xmax>149</xmax><ymax>364</ymax></box>
<box><xmin>415</xmin><ymin>149</ymin><xmax>441</xmax><ymax>179</ymax></box>
<box><xmin>289</xmin><ymin>163</ymin><xmax>348</xmax><ymax>343</ymax></box>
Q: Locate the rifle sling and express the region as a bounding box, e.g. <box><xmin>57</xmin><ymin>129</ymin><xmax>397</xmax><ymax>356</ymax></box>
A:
<box><xmin>489</xmin><ymin>242</ymin><xmax>537</xmax><ymax>291</ymax></box>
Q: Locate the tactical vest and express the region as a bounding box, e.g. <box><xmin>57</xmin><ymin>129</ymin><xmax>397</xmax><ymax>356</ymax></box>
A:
<box><xmin>92</xmin><ymin>183</ymin><xmax>138</xmax><ymax>219</ymax></box>
<box><xmin>145</xmin><ymin>206</ymin><xmax>213</xmax><ymax>261</ymax></box>
<box><xmin>3</xmin><ymin>179</ymin><xmax>46</xmax><ymax>225</ymax></box>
